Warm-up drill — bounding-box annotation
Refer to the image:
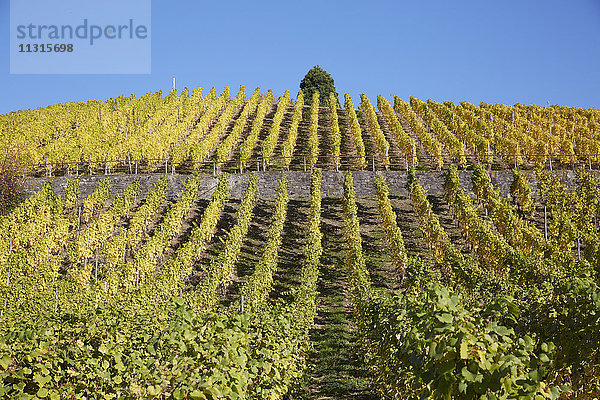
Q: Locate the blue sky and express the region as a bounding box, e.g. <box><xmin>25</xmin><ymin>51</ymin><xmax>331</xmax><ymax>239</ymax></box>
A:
<box><xmin>1</xmin><ymin>0</ymin><xmax>600</xmax><ymax>113</ymax></box>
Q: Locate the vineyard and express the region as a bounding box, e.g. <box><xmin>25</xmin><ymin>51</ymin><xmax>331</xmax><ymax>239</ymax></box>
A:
<box><xmin>3</xmin><ymin>87</ymin><xmax>600</xmax><ymax>175</ymax></box>
<box><xmin>1</xmin><ymin>88</ymin><xmax>600</xmax><ymax>399</ymax></box>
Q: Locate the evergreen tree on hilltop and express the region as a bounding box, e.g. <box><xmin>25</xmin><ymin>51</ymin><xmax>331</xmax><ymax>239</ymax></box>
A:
<box><xmin>299</xmin><ymin>65</ymin><xmax>339</xmax><ymax>107</ymax></box>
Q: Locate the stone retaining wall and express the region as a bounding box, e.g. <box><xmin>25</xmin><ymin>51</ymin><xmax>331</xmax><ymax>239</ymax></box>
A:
<box><xmin>22</xmin><ymin>170</ymin><xmax>582</xmax><ymax>200</ymax></box>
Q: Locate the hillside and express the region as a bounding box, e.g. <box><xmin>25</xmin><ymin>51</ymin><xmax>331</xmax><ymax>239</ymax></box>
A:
<box><xmin>1</xmin><ymin>87</ymin><xmax>599</xmax><ymax>399</ymax></box>
<box><xmin>2</xmin><ymin>87</ymin><xmax>599</xmax><ymax>177</ymax></box>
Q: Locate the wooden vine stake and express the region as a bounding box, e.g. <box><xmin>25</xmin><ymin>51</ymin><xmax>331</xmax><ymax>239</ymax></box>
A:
<box><xmin>544</xmin><ymin>205</ymin><xmax>548</xmax><ymax>241</ymax></box>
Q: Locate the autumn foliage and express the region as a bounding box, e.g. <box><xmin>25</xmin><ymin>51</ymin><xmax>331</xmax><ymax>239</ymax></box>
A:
<box><xmin>0</xmin><ymin>146</ymin><xmax>25</xmax><ymax>215</ymax></box>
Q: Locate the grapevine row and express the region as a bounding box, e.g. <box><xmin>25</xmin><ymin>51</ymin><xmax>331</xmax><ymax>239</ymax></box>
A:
<box><xmin>215</xmin><ymin>87</ymin><xmax>261</xmax><ymax>163</ymax></box>
<box><xmin>373</xmin><ymin>174</ymin><xmax>407</xmax><ymax>274</ymax></box>
<box><xmin>329</xmin><ymin>93</ymin><xmax>341</xmax><ymax>169</ymax></box>
<box><xmin>240</xmin><ymin>174</ymin><xmax>289</xmax><ymax>309</ymax></box>
<box><xmin>262</xmin><ymin>90</ymin><xmax>290</xmax><ymax>166</ymax></box>
<box><xmin>394</xmin><ymin>96</ymin><xmax>443</xmax><ymax>168</ymax></box>
<box><xmin>471</xmin><ymin>165</ymin><xmax>547</xmax><ymax>256</ymax></box>
<box><xmin>69</xmin><ymin>179</ymin><xmax>141</xmax><ymax>288</ymax></box>
<box><xmin>131</xmin><ymin>174</ymin><xmax>202</xmax><ymax>285</ymax></box>
<box><xmin>308</xmin><ymin>91</ymin><xmax>320</xmax><ymax>168</ymax></box>
<box><xmin>361</xmin><ymin>94</ymin><xmax>390</xmax><ymax>166</ymax></box>
<box><xmin>190</xmin><ymin>87</ymin><xmax>245</xmax><ymax>167</ymax></box>
<box><xmin>239</xmin><ymin>90</ymin><xmax>274</xmax><ymax>170</ymax></box>
<box><xmin>344</xmin><ymin>94</ymin><xmax>367</xmax><ymax>169</ymax></box>
<box><xmin>377</xmin><ymin>95</ymin><xmax>417</xmax><ymax>165</ymax></box>
<box><xmin>410</xmin><ymin>96</ymin><xmax>466</xmax><ymax>165</ymax></box>
<box><xmin>281</xmin><ymin>91</ymin><xmax>304</xmax><ymax>169</ymax></box>
<box><xmin>159</xmin><ymin>173</ymin><xmax>230</xmax><ymax>292</ymax></box>
<box><xmin>193</xmin><ymin>174</ymin><xmax>258</xmax><ymax>311</ymax></box>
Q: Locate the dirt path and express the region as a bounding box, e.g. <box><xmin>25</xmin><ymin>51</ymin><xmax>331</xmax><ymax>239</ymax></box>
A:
<box><xmin>270</xmin><ymin>199</ymin><xmax>309</xmax><ymax>303</ymax></box>
<box><xmin>296</xmin><ymin>198</ymin><xmax>378</xmax><ymax>400</ymax></box>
